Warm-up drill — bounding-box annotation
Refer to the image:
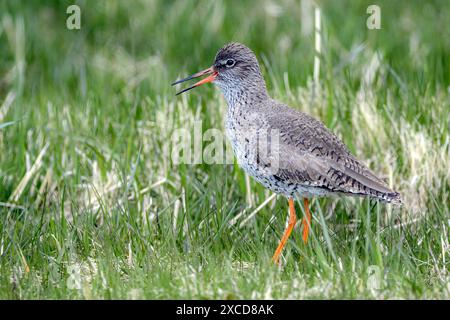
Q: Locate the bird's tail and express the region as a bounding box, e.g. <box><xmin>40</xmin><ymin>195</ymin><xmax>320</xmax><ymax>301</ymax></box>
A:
<box><xmin>373</xmin><ymin>190</ymin><xmax>402</xmax><ymax>206</ymax></box>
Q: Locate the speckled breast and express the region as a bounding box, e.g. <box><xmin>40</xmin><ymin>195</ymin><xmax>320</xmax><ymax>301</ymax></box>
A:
<box><xmin>225</xmin><ymin>117</ymin><xmax>330</xmax><ymax>199</ymax></box>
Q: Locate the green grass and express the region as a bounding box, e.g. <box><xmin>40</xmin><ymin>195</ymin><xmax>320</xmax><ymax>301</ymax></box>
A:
<box><xmin>0</xmin><ymin>0</ymin><xmax>449</xmax><ymax>299</ymax></box>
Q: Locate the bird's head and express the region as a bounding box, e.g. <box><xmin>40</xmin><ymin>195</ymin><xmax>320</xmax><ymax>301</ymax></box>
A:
<box><xmin>172</xmin><ymin>42</ymin><xmax>266</xmax><ymax>96</ymax></box>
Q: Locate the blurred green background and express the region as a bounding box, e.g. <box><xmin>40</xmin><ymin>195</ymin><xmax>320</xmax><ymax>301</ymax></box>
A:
<box><xmin>0</xmin><ymin>0</ymin><xmax>448</xmax><ymax>299</ymax></box>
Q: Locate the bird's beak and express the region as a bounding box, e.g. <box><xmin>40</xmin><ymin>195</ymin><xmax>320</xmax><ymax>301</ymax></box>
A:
<box><xmin>172</xmin><ymin>66</ymin><xmax>218</xmax><ymax>95</ymax></box>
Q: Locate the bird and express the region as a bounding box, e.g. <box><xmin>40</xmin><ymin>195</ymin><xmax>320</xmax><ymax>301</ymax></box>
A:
<box><xmin>172</xmin><ymin>42</ymin><xmax>401</xmax><ymax>263</ymax></box>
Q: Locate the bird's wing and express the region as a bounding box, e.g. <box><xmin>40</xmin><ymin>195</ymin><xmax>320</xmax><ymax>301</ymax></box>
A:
<box><xmin>261</xmin><ymin>103</ymin><xmax>399</xmax><ymax>201</ymax></box>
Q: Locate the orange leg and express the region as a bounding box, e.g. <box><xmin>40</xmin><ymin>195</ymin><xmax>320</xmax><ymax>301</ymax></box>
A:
<box><xmin>302</xmin><ymin>198</ymin><xmax>312</xmax><ymax>243</ymax></box>
<box><xmin>272</xmin><ymin>198</ymin><xmax>297</xmax><ymax>263</ymax></box>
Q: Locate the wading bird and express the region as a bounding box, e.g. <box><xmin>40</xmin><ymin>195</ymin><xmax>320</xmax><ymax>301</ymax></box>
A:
<box><xmin>172</xmin><ymin>43</ymin><xmax>401</xmax><ymax>263</ymax></box>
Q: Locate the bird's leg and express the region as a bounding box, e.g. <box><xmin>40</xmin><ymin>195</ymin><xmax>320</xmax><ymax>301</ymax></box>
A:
<box><xmin>302</xmin><ymin>198</ymin><xmax>312</xmax><ymax>243</ymax></box>
<box><xmin>272</xmin><ymin>198</ymin><xmax>297</xmax><ymax>264</ymax></box>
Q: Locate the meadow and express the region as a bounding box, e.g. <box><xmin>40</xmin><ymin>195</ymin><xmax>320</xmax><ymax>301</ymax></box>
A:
<box><xmin>0</xmin><ymin>0</ymin><xmax>448</xmax><ymax>299</ymax></box>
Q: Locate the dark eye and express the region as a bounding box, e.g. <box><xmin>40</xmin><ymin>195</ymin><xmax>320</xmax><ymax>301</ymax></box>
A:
<box><xmin>225</xmin><ymin>59</ymin><xmax>235</xmax><ymax>67</ymax></box>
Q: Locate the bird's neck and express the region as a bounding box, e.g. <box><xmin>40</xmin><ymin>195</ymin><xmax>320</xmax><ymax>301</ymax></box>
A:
<box><xmin>218</xmin><ymin>81</ymin><xmax>269</xmax><ymax>115</ymax></box>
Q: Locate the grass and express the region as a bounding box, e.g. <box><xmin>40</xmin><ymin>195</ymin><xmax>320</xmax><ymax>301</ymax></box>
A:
<box><xmin>0</xmin><ymin>0</ymin><xmax>449</xmax><ymax>299</ymax></box>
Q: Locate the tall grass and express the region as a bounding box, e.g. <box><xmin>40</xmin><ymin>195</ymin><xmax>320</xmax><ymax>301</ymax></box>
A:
<box><xmin>0</xmin><ymin>0</ymin><xmax>448</xmax><ymax>299</ymax></box>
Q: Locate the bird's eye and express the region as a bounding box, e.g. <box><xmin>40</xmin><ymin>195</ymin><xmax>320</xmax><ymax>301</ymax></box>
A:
<box><xmin>225</xmin><ymin>59</ymin><xmax>235</xmax><ymax>67</ymax></box>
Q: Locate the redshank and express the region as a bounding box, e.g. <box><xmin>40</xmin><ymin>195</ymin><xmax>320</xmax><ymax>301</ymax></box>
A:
<box><xmin>172</xmin><ymin>42</ymin><xmax>401</xmax><ymax>263</ymax></box>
